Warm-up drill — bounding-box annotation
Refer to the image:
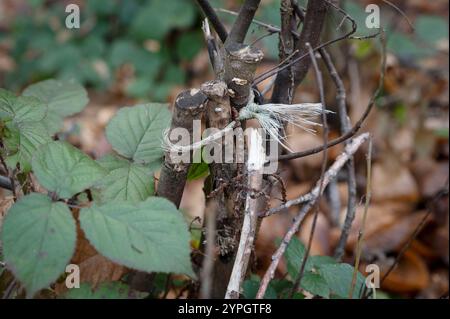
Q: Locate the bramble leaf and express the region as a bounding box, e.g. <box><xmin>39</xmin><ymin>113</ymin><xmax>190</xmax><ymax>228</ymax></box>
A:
<box><xmin>318</xmin><ymin>263</ymin><xmax>366</xmax><ymax>299</ymax></box>
<box><xmin>94</xmin><ymin>154</ymin><xmax>155</xmax><ymax>203</ymax></box>
<box><xmin>1</xmin><ymin>193</ymin><xmax>76</xmax><ymax>297</ymax></box>
<box><xmin>2</xmin><ymin>121</ymin><xmax>51</xmax><ymax>172</ymax></box>
<box><xmin>22</xmin><ymin>79</ymin><xmax>89</xmax><ymax>117</ymax></box>
<box><xmin>79</xmin><ymin>197</ymin><xmax>195</xmax><ymax>277</ymax></box>
<box><xmin>0</xmin><ymin>89</ymin><xmax>47</xmax><ymax>123</ymax></box>
<box><xmin>105</xmin><ymin>103</ymin><xmax>171</xmax><ymax>165</ymax></box>
<box><xmin>32</xmin><ymin>141</ymin><xmax>106</xmax><ymax>199</ymax></box>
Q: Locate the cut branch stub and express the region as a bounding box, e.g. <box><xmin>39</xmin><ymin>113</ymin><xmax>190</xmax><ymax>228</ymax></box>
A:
<box><xmin>223</xmin><ymin>42</ymin><xmax>263</xmax><ymax>110</ymax></box>
<box><xmin>201</xmin><ymin>80</ymin><xmax>231</xmax><ymax>130</ymax></box>
<box><xmin>157</xmin><ymin>88</ymin><xmax>207</xmax><ymax>208</ymax></box>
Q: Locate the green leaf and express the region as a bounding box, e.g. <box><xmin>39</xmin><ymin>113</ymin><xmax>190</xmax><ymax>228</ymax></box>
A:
<box><xmin>0</xmin><ymin>89</ymin><xmax>47</xmax><ymax>123</ymax></box>
<box><xmin>32</xmin><ymin>141</ymin><xmax>106</xmax><ymax>199</ymax></box>
<box><xmin>22</xmin><ymin>79</ymin><xmax>89</xmax><ymax>117</ymax></box>
<box><xmin>242</xmin><ymin>275</ymin><xmax>277</xmax><ymax>299</ymax></box>
<box><xmin>1</xmin><ymin>193</ymin><xmax>76</xmax><ymax>297</ymax></box>
<box><xmin>309</xmin><ymin>255</ymin><xmax>337</xmax><ymax>267</ymax></box>
<box><xmin>416</xmin><ymin>15</ymin><xmax>448</xmax><ymax>46</ymax></box>
<box><xmin>2</xmin><ymin>121</ymin><xmax>52</xmax><ymax>172</ymax></box>
<box><xmin>105</xmin><ymin>103</ymin><xmax>171</xmax><ymax>165</ymax></box>
<box><xmin>301</xmin><ymin>272</ymin><xmax>330</xmax><ymax>298</ymax></box>
<box><xmin>130</xmin><ymin>0</ymin><xmax>196</xmax><ymax>40</ymax></box>
<box><xmin>387</xmin><ymin>32</ymin><xmax>432</xmax><ymax>59</ymax></box>
<box><xmin>318</xmin><ymin>263</ymin><xmax>366</xmax><ymax>299</ymax></box>
<box><xmin>94</xmin><ymin>154</ymin><xmax>155</xmax><ymax>203</ymax></box>
<box><xmin>281</xmin><ymin>237</ymin><xmax>314</xmax><ymax>279</ymax></box>
<box><xmin>63</xmin><ymin>282</ymin><xmax>145</xmax><ymax>299</ymax></box>
<box><xmin>176</xmin><ymin>31</ymin><xmax>204</xmax><ymax>61</ymax></box>
<box><xmin>79</xmin><ymin>197</ymin><xmax>195</xmax><ymax>277</ymax></box>
<box><xmin>187</xmin><ymin>162</ymin><xmax>209</xmax><ymax>181</ymax></box>
<box><xmin>109</xmin><ymin>40</ymin><xmax>162</xmax><ymax>77</ymax></box>
<box><xmin>270</xmin><ymin>279</ymin><xmax>294</xmax><ymax>298</ymax></box>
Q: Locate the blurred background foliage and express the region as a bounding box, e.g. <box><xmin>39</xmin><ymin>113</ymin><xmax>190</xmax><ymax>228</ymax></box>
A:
<box><xmin>0</xmin><ymin>0</ymin><xmax>447</xmax><ymax>102</ymax></box>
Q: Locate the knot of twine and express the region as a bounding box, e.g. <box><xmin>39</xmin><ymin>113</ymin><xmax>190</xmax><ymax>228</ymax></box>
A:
<box><xmin>162</xmin><ymin>89</ymin><xmax>330</xmax><ymax>153</ymax></box>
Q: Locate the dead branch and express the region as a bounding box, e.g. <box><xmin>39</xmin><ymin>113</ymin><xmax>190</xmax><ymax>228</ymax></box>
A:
<box><xmin>157</xmin><ymin>89</ymin><xmax>207</xmax><ymax>207</ymax></box>
<box><xmin>270</xmin><ymin>31</ymin><xmax>386</xmax><ymax>163</ymax></box>
<box><xmin>225</xmin><ymin>128</ymin><xmax>265</xmax><ymax>299</ymax></box>
<box><xmin>256</xmin><ymin>132</ymin><xmax>370</xmax><ymax>299</ymax></box>
<box><xmin>270</xmin><ymin>0</ymin><xmax>328</xmax><ymax>104</ymax></box>
<box><xmin>290</xmin><ymin>42</ymin><xmax>329</xmax><ymax>296</ymax></box>
<box><xmin>320</xmin><ymin>48</ymin><xmax>358</xmax><ymax>261</ymax></box>
<box><xmin>226</xmin><ymin>0</ymin><xmax>262</xmax><ymax>45</ymax></box>
<box><xmin>196</xmin><ymin>0</ymin><xmax>228</xmax><ymax>42</ymax></box>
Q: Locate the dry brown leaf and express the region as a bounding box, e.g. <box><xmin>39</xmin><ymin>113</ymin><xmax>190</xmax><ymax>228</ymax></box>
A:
<box><xmin>344</xmin><ymin>202</ymin><xmax>413</xmax><ymax>251</ymax></box>
<box><xmin>371</xmin><ymin>162</ymin><xmax>420</xmax><ymax>203</ymax></box>
<box><xmin>362</xmin><ymin>211</ymin><xmax>430</xmax><ymax>254</ymax></box>
<box><xmin>411</xmin><ymin>160</ymin><xmax>449</xmax><ymax>198</ymax></box>
<box><xmin>379</xmin><ymin>250</ymin><xmax>430</xmax><ymax>294</ymax></box>
<box><xmin>78</xmin><ymin>254</ymin><xmax>126</xmax><ymax>288</ymax></box>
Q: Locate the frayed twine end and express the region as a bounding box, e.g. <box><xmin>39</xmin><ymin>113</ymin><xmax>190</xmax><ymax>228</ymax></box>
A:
<box><xmin>161</xmin><ymin>89</ymin><xmax>332</xmax><ymax>154</ymax></box>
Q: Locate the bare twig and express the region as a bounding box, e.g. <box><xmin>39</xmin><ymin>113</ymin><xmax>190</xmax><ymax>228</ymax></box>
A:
<box><xmin>319</xmin><ymin>48</ymin><xmax>357</xmax><ymax>261</ymax></box>
<box><xmin>216</xmin><ymin>8</ymin><xmax>299</xmax><ymax>38</ymax></box>
<box><xmin>290</xmin><ymin>42</ymin><xmax>329</xmax><ymax>297</ymax></box>
<box><xmin>225</xmin><ymin>128</ymin><xmax>265</xmax><ymax>299</ymax></box>
<box><xmin>270</xmin><ymin>0</ymin><xmax>329</xmax><ymax>104</ymax></box>
<box><xmin>196</xmin><ymin>0</ymin><xmax>228</xmax><ymax>42</ymax></box>
<box><xmin>226</xmin><ymin>0</ymin><xmax>262</xmax><ymax>45</ymax></box>
<box><xmin>255</xmin><ymin>0</ymin><xmax>356</xmax><ymax>87</ymax></box>
<box><xmin>202</xmin><ymin>19</ymin><xmax>223</xmax><ymax>73</ymax></box>
<box><xmin>381</xmin><ymin>0</ymin><xmax>414</xmax><ymax>32</ymax></box>
<box><xmin>256</xmin><ymin>133</ymin><xmax>370</xmax><ymax>299</ymax></box>
<box><xmin>349</xmin><ymin>138</ymin><xmax>372</xmax><ymax>299</ymax></box>
<box><xmin>270</xmin><ymin>30</ymin><xmax>386</xmax><ymax>163</ymax></box>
